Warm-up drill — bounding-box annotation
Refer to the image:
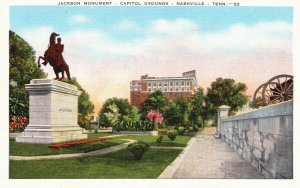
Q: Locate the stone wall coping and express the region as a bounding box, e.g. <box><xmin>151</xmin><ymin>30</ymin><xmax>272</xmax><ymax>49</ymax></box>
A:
<box><xmin>222</xmin><ymin>100</ymin><xmax>293</xmax><ymax>122</ymax></box>
<box><xmin>25</xmin><ymin>79</ymin><xmax>81</xmax><ymax>96</ymax></box>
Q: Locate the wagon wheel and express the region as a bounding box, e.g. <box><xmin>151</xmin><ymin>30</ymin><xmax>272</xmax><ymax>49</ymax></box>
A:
<box><xmin>262</xmin><ymin>74</ymin><xmax>293</xmax><ymax>105</ymax></box>
<box><xmin>253</xmin><ymin>83</ymin><xmax>267</xmax><ymax>108</ymax></box>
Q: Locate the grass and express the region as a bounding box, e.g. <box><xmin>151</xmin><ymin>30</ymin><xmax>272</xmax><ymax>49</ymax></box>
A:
<box><xmin>118</xmin><ymin>135</ymin><xmax>192</xmax><ymax>147</ymax></box>
<box><xmin>10</xmin><ymin>148</ymin><xmax>182</xmax><ymax>179</ymax></box>
<box><xmin>87</xmin><ymin>132</ymin><xmax>114</xmax><ymax>139</ymax></box>
<box><xmin>9</xmin><ymin>138</ymin><xmax>126</xmax><ymax>156</ymax></box>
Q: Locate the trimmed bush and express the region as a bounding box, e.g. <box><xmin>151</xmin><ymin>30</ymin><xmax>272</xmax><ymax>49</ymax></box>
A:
<box><xmin>167</xmin><ymin>130</ymin><xmax>178</xmax><ymax>141</ymax></box>
<box><xmin>156</xmin><ymin>135</ymin><xmax>164</xmax><ymax>143</ymax></box>
<box><xmin>177</xmin><ymin>126</ymin><xmax>185</xmax><ymax>135</ymax></box>
<box><xmin>127</xmin><ymin>141</ymin><xmax>150</xmax><ymax>160</ymax></box>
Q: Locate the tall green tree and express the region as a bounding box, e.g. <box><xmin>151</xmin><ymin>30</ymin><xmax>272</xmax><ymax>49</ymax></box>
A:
<box><xmin>9</xmin><ymin>30</ymin><xmax>46</xmax><ymax>117</ymax></box>
<box><xmin>206</xmin><ymin>77</ymin><xmax>248</xmax><ymax>115</ymax></box>
<box><xmin>64</xmin><ymin>79</ymin><xmax>95</xmax><ymax>129</ymax></box>
<box><xmin>164</xmin><ymin>102</ymin><xmax>181</xmax><ymax>126</ymax></box>
<box><xmin>141</xmin><ymin>90</ymin><xmax>168</xmax><ymax>118</ymax></box>
<box><xmin>98</xmin><ymin>98</ymin><xmax>134</xmax><ymax>127</ymax></box>
<box><xmin>191</xmin><ymin>88</ymin><xmax>206</xmax><ymax>127</ymax></box>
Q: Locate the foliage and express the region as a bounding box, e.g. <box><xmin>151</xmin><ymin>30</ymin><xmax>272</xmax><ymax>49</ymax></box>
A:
<box><xmin>9</xmin><ymin>88</ymin><xmax>29</xmax><ymax>118</ymax></box>
<box><xmin>146</xmin><ymin>110</ymin><xmax>163</xmax><ymax>124</ymax></box>
<box><xmin>176</xmin><ymin>126</ymin><xmax>185</xmax><ymax>135</ymax></box>
<box><xmin>9</xmin><ymin>30</ymin><xmax>46</xmax><ymax>118</ymax></box>
<box><xmin>98</xmin><ymin>98</ymin><xmax>134</xmax><ymax>127</ymax></box>
<box><xmin>9</xmin><ymin>116</ymin><xmax>28</xmax><ymax>133</ymax></box>
<box><xmin>206</xmin><ymin>77</ymin><xmax>248</xmax><ymax>115</ymax></box>
<box><xmin>9</xmin><ymin>30</ymin><xmax>46</xmax><ymax>86</ymax></box>
<box><xmin>167</xmin><ymin>130</ymin><xmax>178</xmax><ymax>141</ymax></box>
<box><xmin>190</xmin><ymin>88</ymin><xmax>206</xmax><ymax>127</ymax></box>
<box><xmin>48</xmin><ymin>137</ymin><xmax>111</xmax><ymax>148</ymax></box>
<box><xmin>127</xmin><ymin>141</ymin><xmax>150</xmax><ymax>160</ymax></box>
<box><xmin>64</xmin><ymin>79</ymin><xmax>95</xmax><ymax>129</ymax></box>
<box><xmin>113</xmin><ymin>120</ymin><xmax>155</xmax><ymax>132</ymax></box>
<box><xmin>156</xmin><ymin>135</ymin><xmax>164</xmax><ymax>143</ymax></box>
<box><xmin>164</xmin><ymin>102</ymin><xmax>181</xmax><ymax>126</ymax></box>
<box><xmin>164</xmin><ymin>98</ymin><xmax>192</xmax><ymax>127</ymax></box>
<box><xmin>141</xmin><ymin>90</ymin><xmax>168</xmax><ymax>118</ymax></box>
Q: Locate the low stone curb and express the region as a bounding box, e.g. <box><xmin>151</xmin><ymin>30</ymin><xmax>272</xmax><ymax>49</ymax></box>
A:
<box><xmin>157</xmin><ymin>136</ymin><xmax>197</xmax><ymax>179</ymax></box>
<box><xmin>150</xmin><ymin>146</ymin><xmax>184</xmax><ymax>150</ymax></box>
<box><xmin>9</xmin><ymin>139</ymin><xmax>135</xmax><ymax>161</ymax></box>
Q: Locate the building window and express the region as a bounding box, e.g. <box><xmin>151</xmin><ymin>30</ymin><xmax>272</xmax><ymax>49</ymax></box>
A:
<box><xmin>153</xmin><ymin>82</ymin><xmax>157</xmax><ymax>87</ymax></box>
<box><xmin>186</xmin><ymin>81</ymin><xmax>190</xmax><ymax>86</ymax></box>
<box><xmin>164</xmin><ymin>87</ymin><xmax>167</xmax><ymax>91</ymax></box>
<box><xmin>148</xmin><ymin>82</ymin><xmax>151</xmax><ymax>87</ymax></box>
<box><xmin>164</xmin><ymin>82</ymin><xmax>168</xmax><ymax>86</ymax></box>
<box><xmin>186</xmin><ymin>87</ymin><xmax>190</xmax><ymax>91</ymax></box>
<box><xmin>181</xmin><ymin>87</ymin><xmax>185</xmax><ymax>91</ymax></box>
<box><xmin>176</xmin><ymin>88</ymin><xmax>179</xmax><ymax>91</ymax></box>
<box><xmin>148</xmin><ymin>88</ymin><xmax>151</xmax><ymax>92</ymax></box>
<box><xmin>181</xmin><ymin>81</ymin><xmax>185</xmax><ymax>86</ymax></box>
<box><xmin>176</xmin><ymin>82</ymin><xmax>179</xmax><ymax>86</ymax></box>
<box><xmin>170</xmin><ymin>87</ymin><xmax>173</xmax><ymax>91</ymax></box>
<box><xmin>170</xmin><ymin>82</ymin><xmax>173</xmax><ymax>86</ymax></box>
<box><xmin>158</xmin><ymin>82</ymin><xmax>162</xmax><ymax>86</ymax></box>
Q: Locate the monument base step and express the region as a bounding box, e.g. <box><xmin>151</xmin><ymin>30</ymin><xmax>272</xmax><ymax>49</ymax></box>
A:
<box><xmin>16</xmin><ymin>129</ymin><xmax>87</xmax><ymax>144</ymax></box>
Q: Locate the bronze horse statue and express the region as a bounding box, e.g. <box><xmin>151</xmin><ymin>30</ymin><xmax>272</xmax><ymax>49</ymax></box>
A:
<box><xmin>37</xmin><ymin>32</ymin><xmax>71</xmax><ymax>80</ymax></box>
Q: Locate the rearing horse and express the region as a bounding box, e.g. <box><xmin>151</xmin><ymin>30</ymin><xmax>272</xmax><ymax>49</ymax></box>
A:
<box><xmin>37</xmin><ymin>32</ymin><xmax>71</xmax><ymax>80</ymax></box>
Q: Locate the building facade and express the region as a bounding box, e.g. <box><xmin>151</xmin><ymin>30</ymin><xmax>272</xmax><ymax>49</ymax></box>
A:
<box><xmin>130</xmin><ymin>70</ymin><xmax>199</xmax><ymax>109</ymax></box>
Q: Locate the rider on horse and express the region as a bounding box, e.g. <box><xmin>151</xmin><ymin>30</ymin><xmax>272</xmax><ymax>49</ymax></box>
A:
<box><xmin>38</xmin><ymin>32</ymin><xmax>71</xmax><ymax>80</ymax></box>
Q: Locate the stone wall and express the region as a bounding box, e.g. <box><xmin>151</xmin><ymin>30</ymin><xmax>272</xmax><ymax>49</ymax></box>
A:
<box><xmin>219</xmin><ymin>100</ymin><xmax>293</xmax><ymax>178</ymax></box>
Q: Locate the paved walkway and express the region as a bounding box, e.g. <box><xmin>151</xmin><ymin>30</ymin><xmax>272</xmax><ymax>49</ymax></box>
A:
<box><xmin>159</xmin><ymin>127</ymin><xmax>265</xmax><ymax>179</ymax></box>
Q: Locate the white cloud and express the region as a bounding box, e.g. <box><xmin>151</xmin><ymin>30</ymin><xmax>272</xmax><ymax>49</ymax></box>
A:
<box><xmin>150</xmin><ymin>18</ymin><xmax>199</xmax><ymax>34</ymax></box>
<box><xmin>69</xmin><ymin>14</ymin><xmax>91</xmax><ymax>24</ymax></box>
<box><xmin>114</xmin><ymin>20</ymin><xmax>139</xmax><ymax>31</ymax></box>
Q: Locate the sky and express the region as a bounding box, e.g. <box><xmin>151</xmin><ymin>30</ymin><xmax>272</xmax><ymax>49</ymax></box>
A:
<box><xmin>10</xmin><ymin>6</ymin><xmax>293</xmax><ymax>114</ymax></box>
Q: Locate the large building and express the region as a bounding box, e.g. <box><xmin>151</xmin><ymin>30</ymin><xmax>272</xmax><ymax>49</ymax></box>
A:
<box><xmin>130</xmin><ymin>70</ymin><xmax>199</xmax><ymax>108</ymax></box>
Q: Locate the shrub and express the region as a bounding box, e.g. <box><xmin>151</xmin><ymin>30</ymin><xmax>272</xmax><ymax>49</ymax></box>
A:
<box><xmin>177</xmin><ymin>126</ymin><xmax>185</xmax><ymax>135</ymax></box>
<box><xmin>9</xmin><ymin>116</ymin><xmax>28</xmax><ymax>132</ymax></box>
<box><xmin>156</xmin><ymin>135</ymin><xmax>164</xmax><ymax>143</ymax></box>
<box><xmin>127</xmin><ymin>141</ymin><xmax>150</xmax><ymax>160</ymax></box>
<box><xmin>167</xmin><ymin>130</ymin><xmax>178</xmax><ymax>141</ymax></box>
<box><xmin>193</xmin><ymin>125</ymin><xmax>200</xmax><ymax>132</ymax></box>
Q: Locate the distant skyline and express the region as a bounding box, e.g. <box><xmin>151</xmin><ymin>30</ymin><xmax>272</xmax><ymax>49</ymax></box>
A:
<box><xmin>10</xmin><ymin>6</ymin><xmax>293</xmax><ymax>114</ymax></box>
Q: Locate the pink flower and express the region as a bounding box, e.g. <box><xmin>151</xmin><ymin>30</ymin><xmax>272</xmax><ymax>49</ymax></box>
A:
<box><xmin>146</xmin><ymin>110</ymin><xmax>163</xmax><ymax>124</ymax></box>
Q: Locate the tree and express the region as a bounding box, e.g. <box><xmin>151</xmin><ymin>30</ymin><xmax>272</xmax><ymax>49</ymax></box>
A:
<box><xmin>9</xmin><ymin>30</ymin><xmax>46</xmax><ymax>117</ymax></box>
<box><xmin>141</xmin><ymin>90</ymin><xmax>168</xmax><ymax>119</ymax></box>
<box><xmin>206</xmin><ymin>77</ymin><xmax>248</xmax><ymax>115</ymax></box>
<box><xmin>191</xmin><ymin>88</ymin><xmax>206</xmax><ymax>127</ymax></box>
<box><xmin>164</xmin><ymin>102</ymin><xmax>181</xmax><ymax>126</ymax></box>
<box><xmin>174</xmin><ymin>98</ymin><xmax>192</xmax><ymax>126</ymax></box>
<box><xmin>98</xmin><ymin>98</ymin><xmax>134</xmax><ymax>127</ymax></box>
<box><xmin>64</xmin><ymin>79</ymin><xmax>95</xmax><ymax>129</ymax></box>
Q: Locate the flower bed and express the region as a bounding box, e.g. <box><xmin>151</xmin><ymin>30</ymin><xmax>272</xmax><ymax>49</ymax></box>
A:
<box><xmin>48</xmin><ymin>137</ymin><xmax>111</xmax><ymax>148</ymax></box>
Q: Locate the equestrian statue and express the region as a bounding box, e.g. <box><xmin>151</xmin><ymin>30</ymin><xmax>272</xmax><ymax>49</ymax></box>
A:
<box><xmin>37</xmin><ymin>32</ymin><xmax>71</xmax><ymax>80</ymax></box>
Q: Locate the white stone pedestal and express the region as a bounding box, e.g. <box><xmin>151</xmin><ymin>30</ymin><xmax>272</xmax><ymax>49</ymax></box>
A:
<box><xmin>16</xmin><ymin>79</ymin><xmax>87</xmax><ymax>144</ymax></box>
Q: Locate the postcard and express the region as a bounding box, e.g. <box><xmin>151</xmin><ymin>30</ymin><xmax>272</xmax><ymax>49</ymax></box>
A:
<box><xmin>1</xmin><ymin>0</ymin><xmax>300</xmax><ymax>187</ymax></box>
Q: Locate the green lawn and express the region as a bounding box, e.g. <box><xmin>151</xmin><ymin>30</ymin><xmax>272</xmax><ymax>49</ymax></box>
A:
<box><xmin>10</xmin><ymin>148</ymin><xmax>182</xmax><ymax>179</ymax></box>
<box><xmin>10</xmin><ymin>138</ymin><xmax>126</xmax><ymax>156</ymax></box>
<box><xmin>118</xmin><ymin>135</ymin><xmax>192</xmax><ymax>147</ymax></box>
<box><xmin>87</xmin><ymin>132</ymin><xmax>114</xmax><ymax>139</ymax></box>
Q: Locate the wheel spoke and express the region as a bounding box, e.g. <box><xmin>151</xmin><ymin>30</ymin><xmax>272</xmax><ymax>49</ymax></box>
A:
<box><xmin>286</xmin><ymin>82</ymin><xmax>293</xmax><ymax>92</ymax></box>
<box><xmin>277</xmin><ymin>78</ymin><xmax>284</xmax><ymax>93</ymax></box>
<box><xmin>283</xmin><ymin>76</ymin><xmax>288</xmax><ymax>91</ymax></box>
